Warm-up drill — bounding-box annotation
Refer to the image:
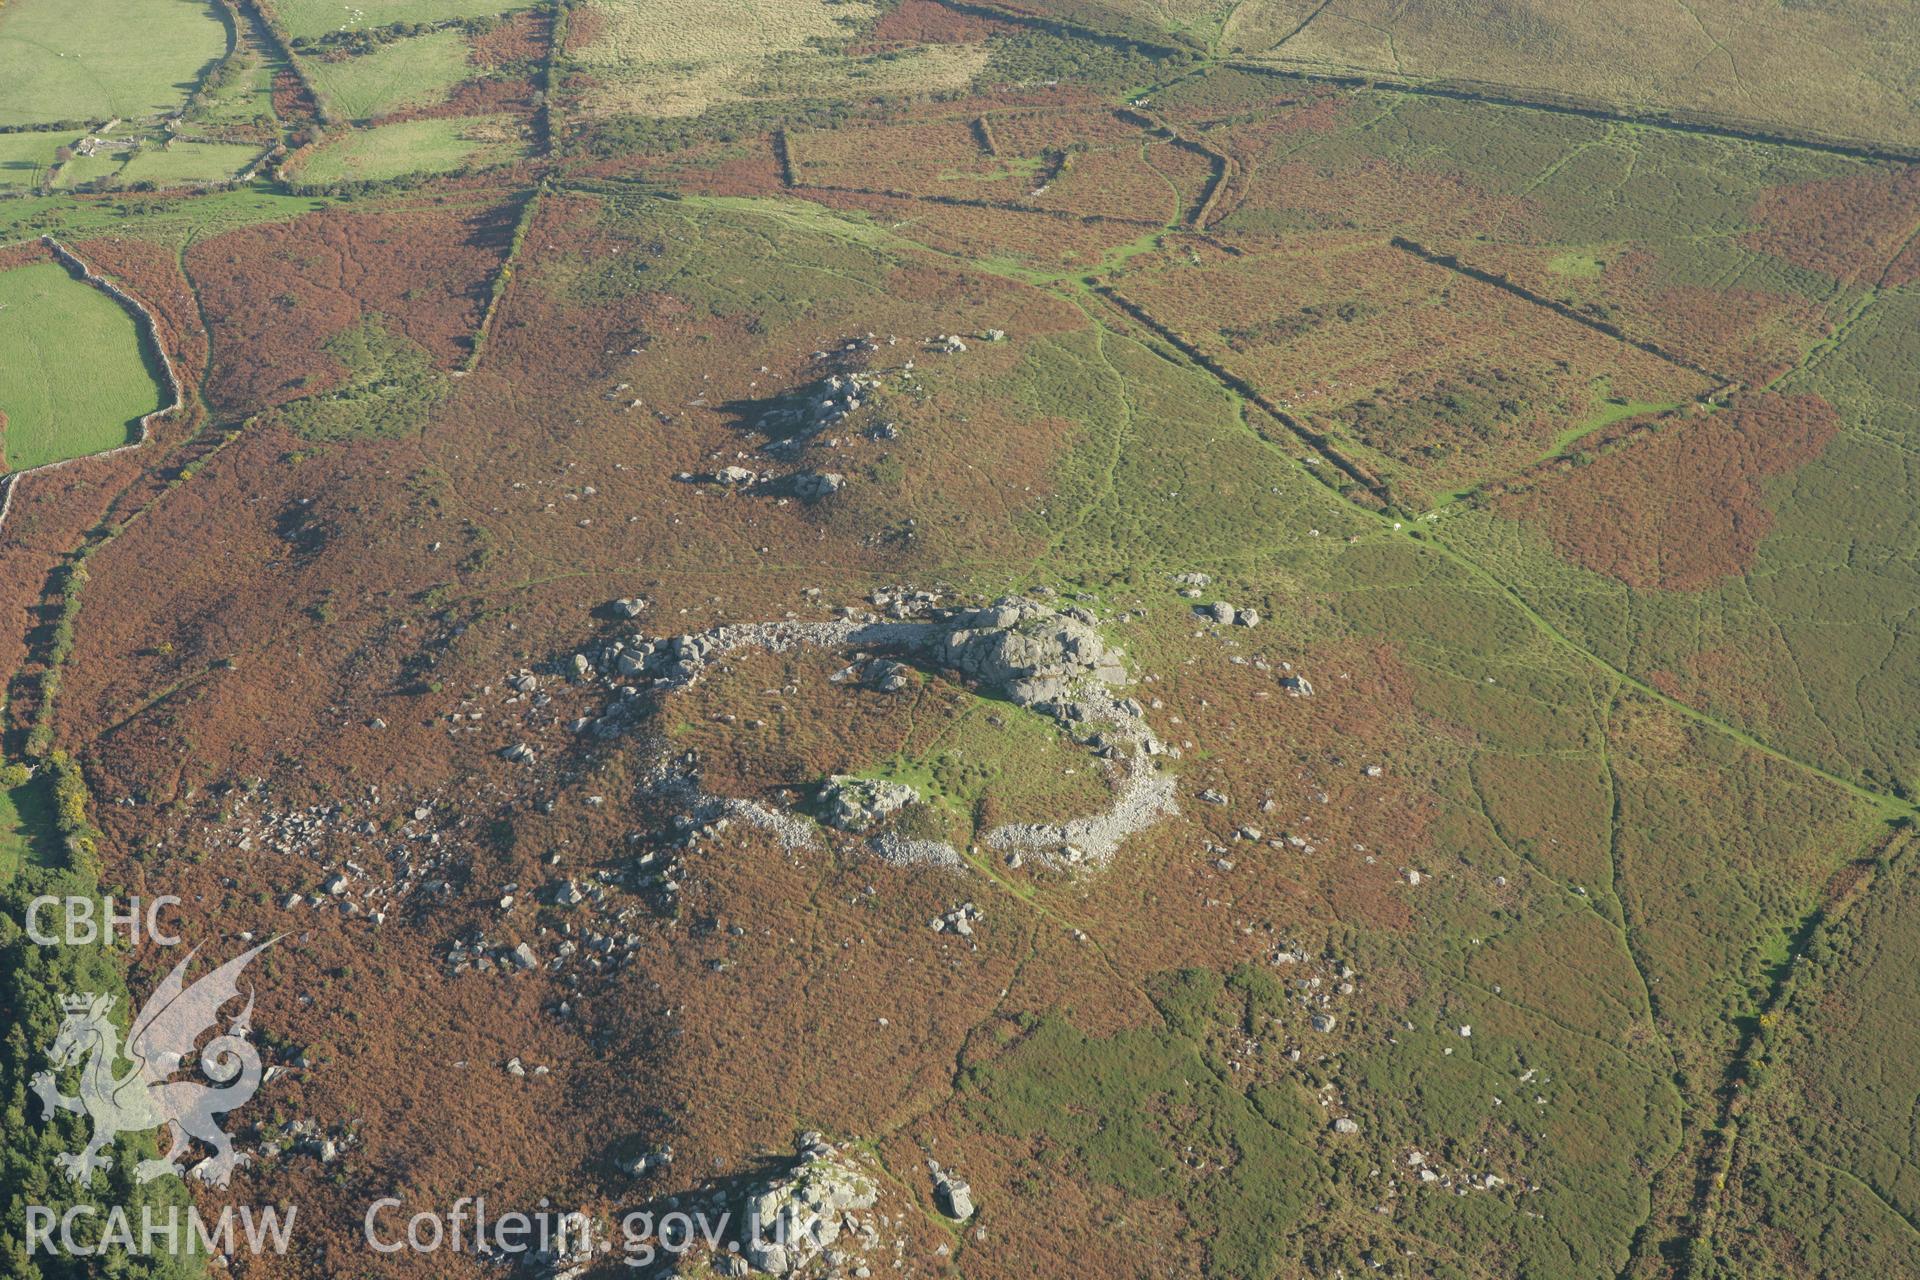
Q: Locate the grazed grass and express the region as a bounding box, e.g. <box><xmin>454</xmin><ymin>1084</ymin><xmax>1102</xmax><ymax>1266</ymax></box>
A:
<box><xmin>0</xmin><ymin>0</ymin><xmax>227</xmax><ymax>126</ymax></box>
<box><xmin>114</xmin><ymin>140</ymin><xmax>265</xmax><ymax>187</ymax></box>
<box><xmin>0</xmin><ymin>130</ymin><xmax>69</xmax><ymax>190</ymax></box>
<box><xmin>0</xmin><ymin>261</ymin><xmax>162</xmax><ymax>472</ymax></box>
<box><xmin>272</xmin><ymin>0</ymin><xmax>535</xmax><ymax>41</ymax></box>
<box><xmin>294</xmin><ymin>113</ymin><xmax>528</xmax><ymax>182</ymax></box>
<box><xmin>301</xmin><ymin>27</ymin><xmax>473</xmax><ymax>122</ymax></box>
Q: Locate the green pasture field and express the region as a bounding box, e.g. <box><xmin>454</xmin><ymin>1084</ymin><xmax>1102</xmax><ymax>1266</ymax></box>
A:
<box><xmin>567</xmin><ymin>0</ymin><xmax>879</xmax><ymax>118</ymax></box>
<box><xmin>114</xmin><ymin>139</ymin><xmax>264</xmax><ymax>187</ymax></box>
<box><xmin>0</xmin><ymin>0</ymin><xmax>228</xmax><ymax>127</ymax></box>
<box><xmin>0</xmin><ymin>182</ymin><xmax>334</xmax><ymax>246</ymax></box>
<box><xmin>0</xmin><ymin>261</ymin><xmax>164</xmax><ymax>473</ymax></box>
<box><xmin>301</xmin><ymin>27</ymin><xmax>473</xmax><ymax>122</ymax></box>
<box><xmin>293</xmin><ymin>114</ymin><xmax>526</xmax><ymax>183</ymax></box>
<box><xmin>52</xmin><ymin>143</ymin><xmax>135</xmax><ymax>189</ymax></box>
<box><xmin>271</xmin><ymin>0</ymin><xmax>533</xmax><ymax>41</ymax></box>
<box><xmin>0</xmin><ymin>130</ymin><xmax>68</xmax><ymax>190</ymax></box>
<box><xmin>182</xmin><ymin>35</ymin><xmax>281</xmax><ymax>132</ymax></box>
<box><xmin>961</xmin><ymin>986</ymin><xmax>1327</xmax><ymax>1280</ymax></box>
<box><xmin>1546</xmin><ymin>251</ymin><xmax>1604</xmax><ymax>278</ymax></box>
<box><xmin>1436</xmin><ymin>302</ymin><xmax>1920</xmax><ymax>799</ymax></box>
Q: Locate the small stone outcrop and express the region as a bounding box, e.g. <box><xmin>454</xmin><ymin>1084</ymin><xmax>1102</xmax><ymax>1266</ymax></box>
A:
<box><xmin>788</xmin><ymin>470</ymin><xmax>846</xmax><ymax>501</ymax></box>
<box><xmin>756</xmin><ymin>372</ymin><xmax>876</xmax><ymax>444</ymax></box>
<box><xmin>939</xmin><ymin>596</ymin><xmax>1128</xmax><ymax>709</ymax></box>
<box><xmin>930</xmin><ymin>1160</ymin><xmax>975</xmax><ymax>1220</ymax></box>
<box><xmin>740</xmin><ymin>1134</ymin><xmax>881</xmax><ymax>1275</ymax></box>
<box><xmin>820</xmin><ymin>776</ymin><xmax>919</xmax><ymax>831</ymax></box>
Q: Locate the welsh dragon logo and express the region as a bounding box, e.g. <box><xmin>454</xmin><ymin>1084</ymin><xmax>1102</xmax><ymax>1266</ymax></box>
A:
<box><xmin>31</xmin><ymin>939</ymin><xmax>277</xmax><ymax>1189</ymax></box>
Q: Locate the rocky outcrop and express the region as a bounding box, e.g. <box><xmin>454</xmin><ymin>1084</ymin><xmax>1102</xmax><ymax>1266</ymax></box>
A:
<box><xmin>621</xmin><ymin>1145</ymin><xmax>673</xmax><ymax>1177</ymax></box>
<box><xmin>929</xmin><ymin>1160</ymin><xmax>974</xmax><ymax>1220</ymax></box>
<box><xmin>938</xmin><ymin>596</ymin><xmax>1127</xmax><ymax>708</ymax></box>
<box><xmin>675</xmin><ymin>467</ymin><xmax>848</xmax><ymax>504</ymax></box>
<box><xmin>572</xmin><ymin>593</ymin><xmax>1178</xmax><ymax>870</ymax></box>
<box><xmin>863</xmin><ymin>658</ymin><xmax>912</xmax><ymax>692</ymax></box>
<box><xmin>756</xmin><ymin>372</ymin><xmax>877</xmax><ymax>445</ymax></box>
<box><xmin>985</xmin><ymin>762</ymin><xmax>1178</xmax><ymax>868</ymax></box>
<box><xmin>821</xmin><ymin>776</ymin><xmax>918</xmax><ymax>831</ymax></box>
<box><xmin>868</xmin><ymin>831</ymin><xmax>963</xmax><ymax>868</ymax></box>
<box><xmin>787</xmin><ymin>470</ymin><xmax>846</xmax><ymax>501</ymax></box>
<box><xmin>1194</xmin><ymin>599</ymin><xmax>1259</xmax><ymax>627</ymax></box>
<box><xmin>574</xmin><ymin>593</ymin><xmax>1135</xmax><ymax>709</ymax></box>
<box><xmin>740</xmin><ymin>1134</ymin><xmax>882</xmax><ymax>1276</ymax></box>
<box><xmin>930</xmin><ymin>902</ymin><xmax>982</xmax><ymax>936</ymax></box>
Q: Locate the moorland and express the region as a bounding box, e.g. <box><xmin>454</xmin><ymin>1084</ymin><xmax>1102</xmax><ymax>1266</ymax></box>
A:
<box><xmin>2</xmin><ymin>2</ymin><xmax>1919</xmax><ymax>1279</ymax></box>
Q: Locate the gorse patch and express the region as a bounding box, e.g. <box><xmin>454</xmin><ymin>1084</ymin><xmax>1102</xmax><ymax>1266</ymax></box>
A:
<box><xmin>983</xmin><ymin>30</ymin><xmax>1191</xmax><ymax>89</ymax></box>
<box><xmin>274</xmin><ymin>317</ymin><xmax>449</xmax><ymax>442</ymax></box>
